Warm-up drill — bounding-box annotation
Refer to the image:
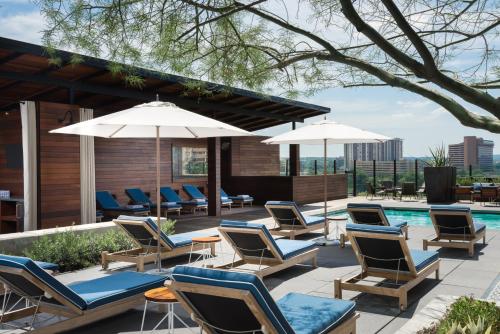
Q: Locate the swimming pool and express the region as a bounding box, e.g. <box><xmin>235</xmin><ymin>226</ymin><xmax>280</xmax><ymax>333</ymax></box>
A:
<box><xmin>328</xmin><ymin>208</ymin><xmax>500</xmax><ymax>229</ymax></box>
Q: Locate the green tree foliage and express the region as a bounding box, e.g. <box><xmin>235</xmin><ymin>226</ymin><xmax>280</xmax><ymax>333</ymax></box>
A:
<box><xmin>38</xmin><ymin>0</ymin><xmax>500</xmax><ymax>132</ymax></box>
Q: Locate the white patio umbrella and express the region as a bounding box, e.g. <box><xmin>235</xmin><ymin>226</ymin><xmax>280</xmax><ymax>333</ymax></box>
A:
<box><xmin>262</xmin><ymin>119</ymin><xmax>391</xmax><ymax>244</ymax></box>
<box><xmin>51</xmin><ymin>101</ymin><xmax>253</xmax><ymax>272</ymax></box>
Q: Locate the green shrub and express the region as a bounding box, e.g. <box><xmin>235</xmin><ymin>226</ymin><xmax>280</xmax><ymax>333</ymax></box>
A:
<box><xmin>23</xmin><ymin>219</ymin><xmax>176</xmax><ymax>272</ymax></box>
<box><xmin>419</xmin><ymin>296</ymin><xmax>500</xmax><ymax>334</ymax></box>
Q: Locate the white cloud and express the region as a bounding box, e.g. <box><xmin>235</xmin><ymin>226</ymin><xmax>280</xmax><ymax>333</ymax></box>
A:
<box><xmin>0</xmin><ymin>11</ymin><xmax>44</xmax><ymax>43</ymax></box>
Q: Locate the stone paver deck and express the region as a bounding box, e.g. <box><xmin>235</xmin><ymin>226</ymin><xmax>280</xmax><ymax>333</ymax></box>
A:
<box><xmin>3</xmin><ymin>197</ymin><xmax>500</xmax><ymax>333</ymax></box>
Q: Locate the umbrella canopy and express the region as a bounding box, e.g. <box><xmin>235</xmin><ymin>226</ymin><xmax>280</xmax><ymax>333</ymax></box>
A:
<box><xmin>262</xmin><ymin>119</ymin><xmax>391</xmax><ymax>245</ymax></box>
<box><xmin>262</xmin><ymin>120</ymin><xmax>391</xmax><ymax>145</ymax></box>
<box><xmin>51</xmin><ymin>101</ymin><xmax>253</xmax><ymax>138</ymax></box>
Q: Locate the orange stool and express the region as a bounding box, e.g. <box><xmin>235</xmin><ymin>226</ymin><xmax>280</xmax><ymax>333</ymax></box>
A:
<box><xmin>188</xmin><ymin>236</ymin><xmax>222</xmax><ymax>267</ymax></box>
<box><xmin>140</xmin><ymin>287</ymin><xmax>192</xmax><ymax>333</ymax></box>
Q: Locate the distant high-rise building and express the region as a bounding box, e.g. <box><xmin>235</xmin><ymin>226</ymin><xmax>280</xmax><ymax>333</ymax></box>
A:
<box><xmin>448</xmin><ymin>136</ymin><xmax>494</xmax><ymax>171</ymax></box>
<box><xmin>344</xmin><ymin>138</ymin><xmax>403</xmax><ymax>169</ymax></box>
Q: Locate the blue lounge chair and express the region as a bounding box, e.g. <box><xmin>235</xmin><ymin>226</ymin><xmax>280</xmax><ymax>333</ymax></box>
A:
<box><xmin>425</xmin><ymin>206</ymin><xmax>486</xmax><ymax>256</ymax></box>
<box><xmin>125</xmin><ymin>188</ymin><xmax>181</xmax><ymax>216</ymax></box>
<box><xmin>264</xmin><ymin>201</ymin><xmax>324</xmax><ymax>239</ymax></box>
<box><xmin>335</xmin><ymin>224</ymin><xmax>440</xmax><ymax>310</ymax></box>
<box><xmin>170</xmin><ymin>266</ymin><xmax>359</xmax><ymax>334</ymax></box>
<box><xmin>102</xmin><ymin>215</ymin><xmax>218</xmax><ymax>271</ymax></box>
<box><xmin>221</xmin><ymin>188</ymin><xmax>253</xmax><ymax>208</ymax></box>
<box><xmin>0</xmin><ymin>254</ymin><xmax>165</xmax><ymax>333</ymax></box>
<box><xmin>96</xmin><ymin>190</ymin><xmax>150</xmax><ymax>219</ymax></box>
<box><xmin>346</xmin><ymin>203</ymin><xmax>409</xmax><ymax>239</ymax></box>
<box><xmin>218</xmin><ymin>220</ymin><xmax>318</xmax><ymax>277</ymax></box>
<box><xmin>183</xmin><ymin>184</ymin><xmax>232</xmax><ymax>209</ymax></box>
<box><xmin>160</xmin><ymin>186</ymin><xmax>208</xmax><ymax>213</ymax></box>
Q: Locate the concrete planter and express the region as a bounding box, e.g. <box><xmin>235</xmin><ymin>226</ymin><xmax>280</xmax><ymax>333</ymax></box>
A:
<box><xmin>424</xmin><ymin>166</ymin><xmax>456</xmax><ymax>203</ymax></box>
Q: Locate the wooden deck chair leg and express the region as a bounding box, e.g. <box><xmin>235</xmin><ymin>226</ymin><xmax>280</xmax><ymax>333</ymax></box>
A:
<box><xmin>468</xmin><ymin>244</ymin><xmax>474</xmax><ymax>257</ymax></box>
<box><xmin>403</xmin><ymin>226</ymin><xmax>409</xmax><ymax>240</ymax></box>
<box><xmin>210</xmin><ymin>243</ymin><xmax>216</xmax><ymax>256</ymax></box>
<box><xmin>399</xmin><ymin>291</ymin><xmax>408</xmax><ymax>311</ymax></box>
<box><xmin>422</xmin><ymin>239</ymin><xmax>428</xmax><ymax>251</ymax></box>
<box><xmin>312</xmin><ymin>255</ymin><xmax>318</xmax><ymax>268</ymax></box>
<box><xmin>137</xmin><ymin>257</ymin><xmax>145</xmax><ymax>272</ymax></box>
<box><xmin>435</xmin><ymin>267</ymin><xmax>440</xmax><ymax>280</ymax></box>
<box><xmin>101</xmin><ymin>251</ymin><xmax>109</xmax><ymax>270</ymax></box>
<box><xmin>334</xmin><ymin>279</ymin><xmax>342</xmax><ymax>299</ymax></box>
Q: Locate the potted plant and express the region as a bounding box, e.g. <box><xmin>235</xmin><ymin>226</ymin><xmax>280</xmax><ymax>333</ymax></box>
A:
<box><xmin>424</xmin><ymin>145</ymin><xmax>457</xmax><ymax>203</ymax></box>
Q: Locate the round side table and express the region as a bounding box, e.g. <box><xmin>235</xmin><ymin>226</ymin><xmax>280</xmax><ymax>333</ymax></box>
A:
<box><xmin>189</xmin><ymin>236</ymin><xmax>222</xmax><ymax>268</ymax></box>
<box><xmin>140</xmin><ymin>287</ymin><xmax>193</xmax><ymax>333</ymax></box>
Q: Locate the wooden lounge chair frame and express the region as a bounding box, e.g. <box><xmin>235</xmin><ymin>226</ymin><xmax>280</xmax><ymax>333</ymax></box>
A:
<box><xmin>101</xmin><ymin>218</ymin><xmax>214</xmax><ymax>271</ymax></box>
<box><xmin>0</xmin><ymin>265</ymin><xmax>147</xmax><ymax>334</ymax></box>
<box><xmin>265</xmin><ymin>203</ymin><xmax>324</xmax><ymax>240</ymax></box>
<box><xmin>169</xmin><ymin>280</ymin><xmax>359</xmax><ymax>334</ymax></box>
<box><xmin>346</xmin><ymin>206</ymin><xmax>409</xmax><ymax>240</ymax></box>
<box><xmin>217</xmin><ymin>226</ymin><xmax>318</xmax><ymax>277</ymax></box>
<box><xmin>334</xmin><ymin>230</ymin><xmax>440</xmax><ymax>311</ymax></box>
<box><xmin>424</xmin><ymin>209</ymin><xmax>486</xmax><ymax>257</ymax></box>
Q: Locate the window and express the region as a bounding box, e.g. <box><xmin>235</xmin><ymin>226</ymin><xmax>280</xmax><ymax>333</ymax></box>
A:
<box><xmin>172</xmin><ymin>146</ymin><xmax>208</xmax><ymax>178</ymax></box>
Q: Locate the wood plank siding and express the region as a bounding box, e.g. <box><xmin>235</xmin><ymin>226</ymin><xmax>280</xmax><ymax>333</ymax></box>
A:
<box><xmin>38</xmin><ymin>102</ymin><xmax>81</xmax><ymax>228</ymax></box>
<box><xmin>0</xmin><ymin>109</ymin><xmax>23</xmax><ymax>196</ymax></box>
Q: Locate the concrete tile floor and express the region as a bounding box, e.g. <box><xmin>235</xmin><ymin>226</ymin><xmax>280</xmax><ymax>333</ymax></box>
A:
<box><xmin>3</xmin><ymin>197</ymin><xmax>499</xmax><ymax>334</ymax></box>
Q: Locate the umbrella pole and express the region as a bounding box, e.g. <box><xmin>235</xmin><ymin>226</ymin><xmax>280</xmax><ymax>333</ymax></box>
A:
<box><xmin>156</xmin><ymin>126</ymin><xmax>162</xmax><ymax>272</ymax></box>
<box><xmin>324</xmin><ymin>138</ymin><xmax>328</xmax><ymax>237</ymax></box>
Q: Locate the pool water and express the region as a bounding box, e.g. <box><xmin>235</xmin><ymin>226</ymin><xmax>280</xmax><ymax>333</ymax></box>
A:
<box><xmin>328</xmin><ymin>208</ymin><xmax>500</xmax><ymax>229</ymax></box>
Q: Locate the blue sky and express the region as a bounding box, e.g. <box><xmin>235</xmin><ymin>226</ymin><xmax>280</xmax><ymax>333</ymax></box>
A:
<box><xmin>1</xmin><ymin>1</ymin><xmax>499</xmax><ymax>157</ymax></box>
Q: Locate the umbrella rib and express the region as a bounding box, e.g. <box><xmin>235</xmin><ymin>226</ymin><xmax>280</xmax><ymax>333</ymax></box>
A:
<box><xmin>185</xmin><ymin>127</ymin><xmax>199</xmax><ymax>138</ymax></box>
<box><xmin>108</xmin><ymin>125</ymin><xmax>127</xmax><ymax>138</ymax></box>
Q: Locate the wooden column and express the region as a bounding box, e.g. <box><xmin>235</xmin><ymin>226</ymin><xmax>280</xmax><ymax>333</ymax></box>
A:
<box><xmin>289</xmin><ymin>122</ymin><xmax>300</xmax><ymax>176</ymax></box>
<box><xmin>207</xmin><ymin>137</ymin><xmax>221</xmax><ymax>216</ymax></box>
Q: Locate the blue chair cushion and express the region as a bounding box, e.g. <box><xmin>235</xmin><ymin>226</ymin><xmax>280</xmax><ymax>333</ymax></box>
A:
<box><xmin>0</xmin><ymin>255</ymin><xmax>86</xmax><ymax>310</ymax></box>
<box><xmin>346</xmin><ymin>223</ymin><xmax>402</xmax><ymax>235</ymax></box>
<box><xmin>160</xmin><ymin>187</ymin><xmax>182</xmax><ymax>203</ymax></box>
<box><xmin>230</xmin><ymin>196</ymin><xmax>254</xmax><ymax>201</ymax></box>
<box><xmin>221</xmin><ymin>198</ymin><xmax>233</xmax><ymax>205</ymax></box>
<box><xmin>183</xmin><ymin>184</ymin><xmax>207</xmax><ymax>200</ymax></box>
<box><xmin>430</xmin><ymin>205</ymin><xmax>471</xmax><ymax>213</ymax></box>
<box><xmin>172</xmin><ymin>266</ymin><xmax>294</xmax><ymax>334</ymax></box>
<box><xmin>474</xmin><ymin>223</ymin><xmax>486</xmax><ymax>233</ymax></box>
<box><xmin>303</xmin><ymin>215</ymin><xmax>324</xmax><ymax>226</ymax></box>
<box><xmin>347</xmin><ymin>203</ymin><xmax>383</xmax><ymax>210</ymax></box>
<box><xmin>168</xmin><ymin>230</ymin><xmax>219</xmax><ymax>248</ymax></box>
<box><xmin>410</xmin><ymin>250</ymin><xmax>439</xmax><ymax>272</ymax></box>
<box><xmin>125</xmin><ymin>188</ymin><xmax>153</xmax><ymax>206</ymax></box>
<box><xmin>34</xmin><ymin>260</ymin><xmax>59</xmax><ymax>272</ymax></box>
<box><xmin>68</xmin><ymin>271</ymin><xmax>165</xmax><ymax>309</ymax></box>
<box><xmin>275</xmin><ymin>239</ymin><xmax>316</xmax><ymax>260</ymax></box>
<box><xmin>276</xmin><ymin>293</ymin><xmax>356</xmax><ymax>334</ymax></box>
<box><xmin>96</xmin><ymin>191</ymin><xmax>120</xmax><ymax>209</ymax></box>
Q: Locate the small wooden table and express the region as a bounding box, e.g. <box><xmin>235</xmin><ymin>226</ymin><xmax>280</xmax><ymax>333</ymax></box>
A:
<box><xmin>140</xmin><ymin>287</ymin><xmax>192</xmax><ymax>333</ymax></box>
<box><xmin>189</xmin><ymin>236</ymin><xmax>222</xmax><ymax>268</ymax></box>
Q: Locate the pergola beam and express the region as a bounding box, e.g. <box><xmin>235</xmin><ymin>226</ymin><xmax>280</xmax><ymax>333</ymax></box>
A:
<box><xmin>0</xmin><ymin>70</ymin><xmax>304</xmax><ymax>122</ymax></box>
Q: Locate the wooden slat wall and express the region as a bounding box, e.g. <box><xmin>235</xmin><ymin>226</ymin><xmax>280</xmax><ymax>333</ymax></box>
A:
<box><xmin>292</xmin><ymin>175</ymin><xmax>348</xmax><ymax>204</ymax></box>
<box><xmin>95</xmin><ymin>137</ymin><xmax>208</xmax><ymax>204</ymax></box>
<box><xmin>0</xmin><ymin>110</ymin><xmax>23</xmax><ymax>196</ymax></box>
<box><xmin>39</xmin><ymin>102</ymin><xmax>81</xmax><ymax>228</ymax></box>
<box><xmin>230</xmin><ymin>136</ymin><xmax>279</xmax><ymax>176</ymax></box>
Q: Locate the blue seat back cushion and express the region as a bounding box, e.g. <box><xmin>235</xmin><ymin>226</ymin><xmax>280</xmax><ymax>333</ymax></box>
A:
<box><xmin>117</xmin><ymin>215</ymin><xmax>174</xmax><ymax>249</ymax></box>
<box><xmin>220</xmin><ymin>220</ymin><xmax>284</xmax><ymax>259</ymax></box>
<box><xmin>126</xmin><ymin>188</ymin><xmax>152</xmax><ymax>205</ymax></box>
<box><xmin>96</xmin><ymin>191</ymin><xmax>120</xmax><ymax>209</ymax></box>
<box><xmin>172</xmin><ymin>266</ymin><xmax>293</xmax><ymax>334</ymax></box>
<box><xmin>160</xmin><ymin>187</ymin><xmax>182</xmax><ymax>203</ymax></box>
<box><xmin>68</xmin><ymin>271</ymin><xmax>165</xmax><ymax>309</ymax></box>
<box><xmin>430</xmin><ymin>206</ymin><xmax>474</xmax><ymax>235</ymax></box>
<box><xmin>347</xmin><ymin>203</ymin><xmax>387</xmax><ymax>226</ymax></box>
<box><xmin>346</xmin><ymin>225</ymin><xmax>412</xmax><ymax>272</ymax></box>
<box><xmin>183</xmin><ymin>185</ymin><xmax>206</xmax><ymax>200</ymax></box>
<box><xmin>276</xmin><ymin>293</ymin><xmax>356</xmax><ymax>334</ymax></box>
<box><xmin>0</xmin><ymin>255</ymin><xmax>86</xmax><ymax>310</ymax></box>
<box><xmin>265</xmin><ymin>201</ymin><xmax>306</xmax><ymax>227</ymax></box>
<box><xmin>220</xmin><ymin>189</ymin><xmax>229</xmax><ymax>198</ymax></box>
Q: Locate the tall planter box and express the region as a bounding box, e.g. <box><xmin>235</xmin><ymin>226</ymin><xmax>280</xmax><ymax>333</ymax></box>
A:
<box><xmin>424</xmin><ymin>167</ymin><xmax>457</xmax><ymax>203</ymax></box>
